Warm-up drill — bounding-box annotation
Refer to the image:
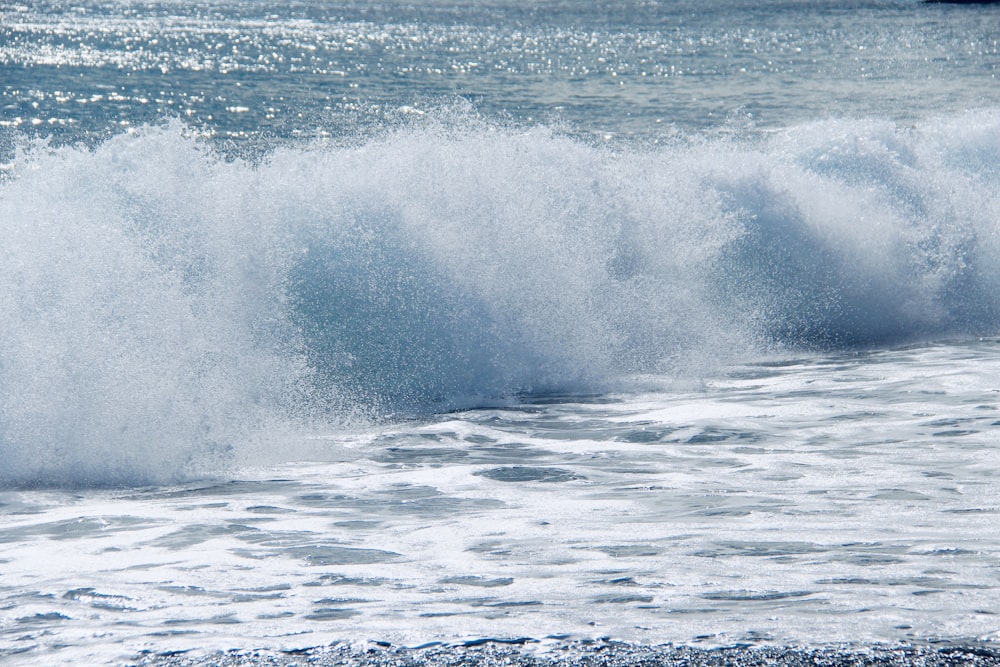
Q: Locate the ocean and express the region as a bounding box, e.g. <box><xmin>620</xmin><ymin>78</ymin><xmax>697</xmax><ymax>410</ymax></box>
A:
<box><xmin>2</xmin><ymin>0</ymin><xmax>1000</xmax><ymax>664</ymax></box>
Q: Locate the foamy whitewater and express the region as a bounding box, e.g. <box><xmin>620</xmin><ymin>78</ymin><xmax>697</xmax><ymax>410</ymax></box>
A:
<box><xmin>1</xmin><ymin>0</ymin><xmax>1000</xmax><ymax>664</ymax></box>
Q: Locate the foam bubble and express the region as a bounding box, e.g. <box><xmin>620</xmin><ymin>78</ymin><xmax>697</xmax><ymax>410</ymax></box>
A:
<box><xmin>2</xmin><ymin>110</ymin><xmax>999</xmax><ymax>486</ymax></box>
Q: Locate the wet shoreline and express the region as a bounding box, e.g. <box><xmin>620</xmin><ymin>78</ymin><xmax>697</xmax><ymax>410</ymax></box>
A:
<box><xmin>129</xmin><ymin>641</ymin><xmax>1000</xmax><ymax>666</ymax></box>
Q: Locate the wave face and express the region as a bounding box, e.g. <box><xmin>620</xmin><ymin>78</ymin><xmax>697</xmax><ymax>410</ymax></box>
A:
<box><xmin>2</xmin><ymin>111</ymin><xmax>1000</xmax><ymax>486</ymax></box>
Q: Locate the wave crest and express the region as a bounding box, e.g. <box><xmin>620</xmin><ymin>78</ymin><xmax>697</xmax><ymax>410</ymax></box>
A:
<box><xmin>2</xmin><ymin>111</ymin><xmax>999</xmax><ymax>485</ymax></box>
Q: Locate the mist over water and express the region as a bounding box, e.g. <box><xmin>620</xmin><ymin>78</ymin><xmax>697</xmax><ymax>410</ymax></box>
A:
<box><xmin>1</xmin><ymin>109</ymin><xmax>999</xmax><ymax>487</ymax></box>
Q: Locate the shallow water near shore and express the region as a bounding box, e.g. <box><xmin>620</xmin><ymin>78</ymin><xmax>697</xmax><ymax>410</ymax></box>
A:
<box><xmin>3</xmin><ymin>340</ymin><xmax>1000</xmax><ymax>664</ymax></box>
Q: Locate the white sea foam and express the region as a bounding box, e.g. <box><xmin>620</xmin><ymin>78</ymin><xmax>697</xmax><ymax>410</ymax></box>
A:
<box><xmin>3</xmin><ymin>339</ymin><xmax>1000</xmax><ymax>664</ymax></box>
<box><xmin>1</xmin><ymin>110</ymin><xmax>999</xmax><ymax>486</ymax></box>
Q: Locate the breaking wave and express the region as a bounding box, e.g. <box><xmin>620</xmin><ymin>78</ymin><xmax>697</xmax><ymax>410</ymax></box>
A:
<box><xmin>2</xmin><ymin>109</ymin><xmax>1000</xmax><ymax>485</ymax></box>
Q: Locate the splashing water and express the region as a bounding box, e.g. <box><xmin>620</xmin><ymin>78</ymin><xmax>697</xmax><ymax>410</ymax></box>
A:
<box><xmin>1</xmin><ymin>110</ymin><xmax>999</xmax><ymax>486</ymax></box>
